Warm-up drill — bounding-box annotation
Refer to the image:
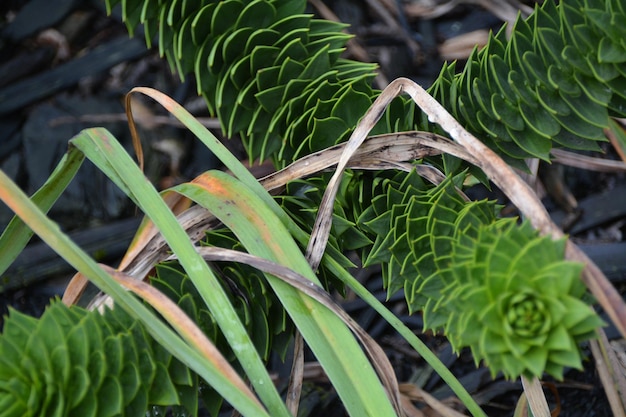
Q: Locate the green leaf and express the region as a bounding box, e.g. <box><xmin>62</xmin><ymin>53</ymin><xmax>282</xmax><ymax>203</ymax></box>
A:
<box><xmin>211</xmin><ymin>0</ymin><xmax>244</xmax><ymax>35</ymax></box>
<box><xmin>96</xmin><ymin>376</ymin><xmax>123</xmax><ymax>417</ymax></box>
<box><xmin>331</xmin><ymin>87</ymin><xmax>373</xmax><ymax>126</ymax></box>
<box><xmin>559</xmin><ymin>89</ymin><xmax>610</xmax><ymax>127</ymax></box>
<box><xmin>300</xmin><ymin>44</ymin><xmax>332</xmax><ymax>79</ymax></box>
<box><xmin>537</xmin><ymin>28</ymin><xmax>565</xmax><ymax>65</ymax></box>
<box><xmin>222</xmin><ymin>27</ymin><xmax>254</xmax><ymax>64</ymax></box>
<box><xmin>68</xmin><ymin>366</ymin><xmax>90</xmax><ymax>409</ymax></box>
<box><xmin>598</xmin><ymin>37</ymin><xmax>626</xmax><ymax>63</ymax></box>
<box><xmin>235</xmin><ymin>0</ymin><xmax>276</xmax><ymax>30</ymax></box>
<box><xmin>491</xmin><ymin>93</ymin><xmax>524</xmax><ymax>131</ymax></box>
<box><xmin>574</xmin><ymin>71</ymin><xmax>613</xmax><ymax>105</ymax></box>
<box><xmin>69</xmin><ymin>388</ymin><xmax>97</xmax><ymax>417</ymax></box>
<box><xmin>546</xmin><ymin>65</ymin><xmax>580</xmax><ymax>96</ymax></box>
<box><xmin>310</xmin><ymin>117</ymin><xmax>350</xmax><ymax>150</ymax></box>
<box><xmin>148</xmin><ymin>363</ymin><xmax>180</xmax><ymax>406</ymax></box>
<box><xmin>518</xmin><ymin>101</ymin><xmax>560</xmax><ymax>138</ymax></box>
<box><xmin>0</xmin><ymin>147</ymin><xmax>84</xmax><ymax>279</ymax></box>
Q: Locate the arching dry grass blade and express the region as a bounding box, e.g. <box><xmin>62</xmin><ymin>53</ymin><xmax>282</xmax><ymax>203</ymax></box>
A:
<box><xmin>399</xmin><ymin>383</ymin><xmax>469</xmax><ymax>417</ymax></box>
<box><xmin>551</xmin><ymin>148</ymin><xmax>626</xmax><ymax>173</ymax></box>
<box><xmin>606</xmin><ymin>119</ymin><xmax>626</xmax><ymax>163</ymax></box>
<box><xmin>259</xmin><ymin>131</ymin><xmax>469</xmax><ymax>191</ymax></box>
<box><xmin>285</xmin><ymin>330</ymin><xmax>304</xmax><ymax>416</ymax></box>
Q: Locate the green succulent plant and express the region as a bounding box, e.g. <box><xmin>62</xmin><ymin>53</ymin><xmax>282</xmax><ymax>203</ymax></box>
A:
<box><xmin>429</xmin><ymin>0</ymin><xmax>626</xmax><ymax>163</ymax></box>
<box><xmin>109</xmin><ymin>0</ymin><xmax>626</xmax><ymax>166</ymax></box>
<box><xmin>356</xmin><ymin>171</ymin><xmax>604</xmax><ymax>380</ymax></box>
<box><xmin>437</xmin><ymin>220</ymin><xmax>603</xmax><ymax>380</ymax></box>
<box><xmin>0</xmin><ymin>300</ymin><xmax>195</xmax><ymax>417</ymax></box>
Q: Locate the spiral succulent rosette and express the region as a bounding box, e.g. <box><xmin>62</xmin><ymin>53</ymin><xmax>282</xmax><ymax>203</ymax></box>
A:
<box><xmin>359</xmin><ymin>174</ymin><xmax>604</xmax><ymax>380</ymax></box>
<box><xmin>435</xmin><ymin>220</ymin><xmax>604</xmax><ymax>380</ymax></box>
<box><xmin>0</xmin><ymin>301</ymin><xmax>192</xmax><ymax>417</ymax></box>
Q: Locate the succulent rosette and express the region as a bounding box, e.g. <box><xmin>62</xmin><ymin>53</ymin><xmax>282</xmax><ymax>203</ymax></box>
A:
<box><xmin>0</xmin><ymin>301</ymin><xmax>191</xmax><ymax>417</ymax></box>
<box><xmin>436</xmin><ymin>220</ymin><xmax>604</xmax><ymax>380</ymax></box>
<box><xmin>359</xmin><ymin>175</ymin><xmax>603</xmax><ymax>380</ymax></box>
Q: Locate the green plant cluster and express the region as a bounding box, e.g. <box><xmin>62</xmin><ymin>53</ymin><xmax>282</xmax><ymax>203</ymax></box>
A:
<box><xmin>359</xmin><ymin>171</ymin><xmax>499</xmax><ymax>309</ymax></box>
<box><xmin>109</xmin><ymin>0</ymin><xmax>626</xmax><ymax>166</ymax></box>
<box><xmin>108</xmin><ymin>0</ymin><xmax>414</xmax><ymax>164</ymax></box>
<box><xmin>438</xmin><ymin>220</ymin><xmax>604</xmax><ymax>380</ymax></box>
<box><xmin>429</xmin><ymin>0</ymin><xmax>626</xmax><ymax>162</ymax></box>
<box><xmin>357</xmin><ymin>170</ymin><xmax>603</xmax><ymax>379</ymax></box>
<box><xmin>278</xmin><ymin>169</ymin><xmax>603</xmax><ymax>380</ymax></box>
<box><xmin>0</xmin><ymin>301</ymin><xmax>196</xmax><ymax>417</ymax></box>
<box><xmin>104</xmin><ymin>0</ymin><xmax>614</xmax><ymax>382</ymax></box>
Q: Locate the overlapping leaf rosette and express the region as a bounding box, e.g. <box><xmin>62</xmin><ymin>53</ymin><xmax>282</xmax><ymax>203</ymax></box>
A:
<box><xmin>433</xmin><ymin>220</ymin><xmax>604</xmax><ymax>380</ymax></box>
<box><xmin>359</xmin><ymin>172</ymin><xmax>603</xmax><ymax>380</ymax></box>
<box><xmin>0</xmin><ymin>301</ymin><xmax>193</xmax><ymax>417</ymax></box>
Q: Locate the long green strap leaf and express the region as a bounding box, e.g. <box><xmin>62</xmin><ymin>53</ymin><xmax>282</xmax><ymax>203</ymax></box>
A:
<box><xmin>0</xmin><ymin>147</ymin><xmax>84</xmax><ymax>278</ymax></box>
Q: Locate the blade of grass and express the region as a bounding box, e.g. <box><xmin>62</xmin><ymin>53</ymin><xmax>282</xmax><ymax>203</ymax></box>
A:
<box><xmin>0</xmin><ymin>146</ymin><xmax>84</xmax><ymax>278</ymax></box>
<box><xmin>64</xmin><ymin>192</ymin><xmax>192</xmax><ymax>305</ymax></box>
<box><xmin>521</xmin><ymin>376</ymin><xmax>551</xmax><ymax>417</ymax></box>
<box><xmin>0</xmin><ymin>167</ymin><xmax>271</xmax><ymax>417</ymax></box>
<box><xmin>606</xmin><ymin>119</ymin><xmax>626</xmax><ymax>163</ymax></box>
<box><xmin>70</xmin><ymin>127</ymin><xmax>291</xmax><ymax>417</ymax></box>
<box><xmin>99</xmin><ymin>263</ymin><xmax>260</xmax><ymax>404</ymax></box>
<box><xmin>590</xmin><ymin>335</ymin><xmax>626</xmax><ymax>417</ymax></box>
<box><xmin>399</xmin><ymin>383</ymin><xmax>469</xmax><ymax>417</ymax></box>
<box><xmin>127</xmin><ymin>87</ymin><xmax>261</xmax><ymax>192</ymax></box>
<box><xmin>173</xmin><ymin>170</ymin><xmax>401</xmax><ymax>417</ymax></box>
<box><xmin>171</xmin><ymin>245</ymin><xmax>401</xmax><ymax>411</ymax></box>
<box><xmin>117</xmin><ymin>190</ymin><xmax>192</xmax><ymax>270</ymax></box>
